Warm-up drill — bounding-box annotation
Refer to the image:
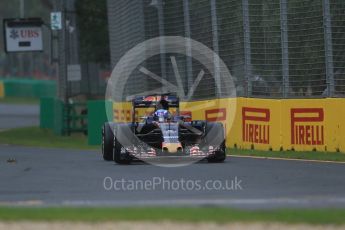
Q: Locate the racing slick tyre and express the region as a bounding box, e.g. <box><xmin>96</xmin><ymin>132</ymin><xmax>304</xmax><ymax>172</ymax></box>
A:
<box><xmin>102</xmin><ymin>122</ymin><xmax>115</xmax><ymax>161</ymax></box>
<box><xmin>204</xmin><ymin>122</ymin><xmax>226</xmax><ymax>163</ymax></box>
<box><xmin>207</xmin><ymin>140</ymin><xmax>226</xmax><ymax>163</ymax></box>
<box><xmin>113</xmin><ymin>124</ymin><xmax>133</xmax><ymax>165</ymax></box>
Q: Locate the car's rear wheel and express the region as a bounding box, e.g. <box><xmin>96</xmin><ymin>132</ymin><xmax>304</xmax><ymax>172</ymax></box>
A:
<box><xmin>102</xmin><ymin>122</ymin><xmax>114</xmax><ymax>161</ymax></box>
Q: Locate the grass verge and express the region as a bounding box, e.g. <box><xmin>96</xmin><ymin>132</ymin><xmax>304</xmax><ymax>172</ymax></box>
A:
<box><xmin>0</xmin><ymin>207</ymin><xmax>344</xmax><ymax>225</ymax></box>
<box><xmin>229</xmin><ymin>148</ymin><xmax>345</xmax><ymax>162</ymax></box>
<box><xmin>0</xmin><ymin>126</ymin><xmax>344</xmax><ymax>162</ymax></box>
<box><xmin>0</xmin><ymin>127</ymin><xmax>96</xmax><ymax>150</ymax></box>
<box><xmin>0</xmin><ymin>97</ymin><xmax>39</xmax><ymax>105</ymax></box>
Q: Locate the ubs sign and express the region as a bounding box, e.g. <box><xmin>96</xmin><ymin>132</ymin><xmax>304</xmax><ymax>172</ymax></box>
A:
<box><xmin>3</xmin><ymin>18</ymin><xmax>43</xmax><ymax>52</ymax></box>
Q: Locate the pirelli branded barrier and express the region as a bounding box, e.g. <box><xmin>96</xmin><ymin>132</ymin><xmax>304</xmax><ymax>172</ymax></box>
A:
<box><xmin>0</xmin><ymin>81</ymin><xmax>4</xmax><ymax>98</ymax></box>
<box><xmin>113</xmin><ymin>98</ymin><xmax>345</xmax><ymax>152</ymax></box>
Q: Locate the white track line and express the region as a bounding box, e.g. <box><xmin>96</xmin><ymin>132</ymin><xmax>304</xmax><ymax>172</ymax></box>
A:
<box><xmin>59</xmin><ymin>197</ymin><xmax>345</xmax><ymax>207</ymax></box>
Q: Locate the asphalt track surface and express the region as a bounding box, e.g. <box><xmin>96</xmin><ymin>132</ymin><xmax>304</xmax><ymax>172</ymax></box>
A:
<box><xmin>0</xmin><ymin>103</ymin><xmax>345</xmax><ymax>209</ymax></box>
<box><xmin>0</xmin><ymin>145</ymin><xmax>345</xmax><ymax>209</ymax></box>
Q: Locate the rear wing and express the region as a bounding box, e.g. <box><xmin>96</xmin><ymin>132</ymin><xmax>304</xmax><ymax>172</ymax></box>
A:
<box><xmin>132</xmin><ymin>95</ymin><xmax>179</xmax><ymax>108</ymax></box>
<box><xmin>131</xmin><ymin>95</ymin><xmax>180</xmax><ymax>123</ymax></box>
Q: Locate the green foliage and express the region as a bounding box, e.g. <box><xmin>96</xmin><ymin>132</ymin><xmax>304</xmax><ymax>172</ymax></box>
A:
<box><xmin>75</xmin><ymin>0</ymin><xmax>110</xmax><ymax>64</ymax></box>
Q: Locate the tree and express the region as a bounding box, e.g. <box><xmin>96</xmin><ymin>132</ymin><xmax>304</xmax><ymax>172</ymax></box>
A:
<box><xmin>75</xmin><ymin>0</ymin><xmax>110</xmax><ymax>64</ymax></box>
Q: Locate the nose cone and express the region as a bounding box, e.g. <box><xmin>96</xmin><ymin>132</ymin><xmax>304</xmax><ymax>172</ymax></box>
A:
<box><xmin>162</xmin><ymin>142</ymin><xmax>182</xmax><ymax>153</ymax></box>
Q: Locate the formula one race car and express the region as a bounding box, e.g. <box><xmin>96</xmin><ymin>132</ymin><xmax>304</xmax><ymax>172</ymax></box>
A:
<box><xmin>102</xmin><ymin>94</ymin><xmax>226</xmax><ymax>164</ymax></box>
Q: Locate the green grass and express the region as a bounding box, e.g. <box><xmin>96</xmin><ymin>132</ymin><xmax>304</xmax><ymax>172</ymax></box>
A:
<box><xmin>0</xmin><ymin>97</ymin><xmax>39</xmax><ymax>105</ymax></box>
<box><xmin>0</xmin><ymin>126</ymin><xmax>345</xmax><ymax>162</ymax></box>
<box><xmin>229</xmin><ymin>148</ymin><xmax>345</xmax><ymax>162</ymax></box>
<box><xmin>0</xmin><ymin>207</ymin><xmax>344</xmax><ymax>224</ymax></box>
<box><xmin>0</xmin><ymin>127</ymin><xmax>96</xmax><ymax>150</ymax></box>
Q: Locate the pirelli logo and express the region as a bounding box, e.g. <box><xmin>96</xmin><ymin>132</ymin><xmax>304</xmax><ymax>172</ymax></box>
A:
<box><xmin>205</xmin><ymin>108</ymin><xmax>227</xmax><ymax>133</ymax></box>
<box><xmin>180</xmin><ymin>111</ymin><xmax>192</xmax><ymax>122</ymax></box>
<box><xmin>242</xmin><ymin>107</ymin><xmax>270</xmax><ymax>144</ymax></box>
<box><xmin>114</xmin><ymin>109</ymin><xmax>132</xmax><ymax>122</ymax></box>
<box><xmin>205</xmin><ymin>108</ymin><xmax>226</xmax><ymax>122</ymax></box>
<box><xmin>0</xmin><ymin>82</ymin><xmax>4</xmax><ymax>98</ymax></box>
<box><xmin>291</xmin><ymin>108</ymin><xmax>324</xmax><ymax>145</ymax></box>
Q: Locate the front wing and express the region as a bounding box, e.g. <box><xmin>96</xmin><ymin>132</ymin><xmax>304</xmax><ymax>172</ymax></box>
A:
<box><xmin>119</xmin><ymin>144</ymin><xmax>223</xmax><ymax>159</ymax></box>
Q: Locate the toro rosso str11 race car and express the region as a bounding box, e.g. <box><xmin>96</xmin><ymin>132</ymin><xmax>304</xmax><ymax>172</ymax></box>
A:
<box><xmin>102</xmin><ymin>95</ymin><xmax>226</xmax><ymax>164</ymax></box>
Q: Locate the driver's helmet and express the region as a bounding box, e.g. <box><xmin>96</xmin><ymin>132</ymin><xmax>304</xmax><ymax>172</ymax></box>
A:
<box><xmin>154</xmin><ymin>109</ymin><xmax>170</xmax><ymax>122</ymax></box>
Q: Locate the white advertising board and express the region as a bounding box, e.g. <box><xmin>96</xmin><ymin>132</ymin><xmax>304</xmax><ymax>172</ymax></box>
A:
<box><xmin>67</xmin><ymin>64</ymin><xmax>82</xmax><ymax>81</ymax></box>
<box><xmin>4</xmin><ymin>19</ymin><xmax>43</xmax><ymax>52</ymax></box>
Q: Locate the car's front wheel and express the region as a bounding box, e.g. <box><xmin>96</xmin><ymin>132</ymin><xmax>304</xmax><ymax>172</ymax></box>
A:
<box><xmin>102</xmin><ymin>122</ymin><xmax>114</xmax><ymax>161</ymax></box>
<box><xmin>204</xmin><ymin>122</ymin><xmax>226</xmax><ymax>163</ymax></box>
<box><xmin>113</xmin><ymin>137</ymin><xmax>132</xmax><ymax>165</ymax></box>
<box><xmin>207</xmin><ymin>140</ymin><xmax>226</xmax><ymax>163</ymax></box>
<box><xmin>113</xmin><ymin>125</ymin><xmax>132</xmax><ymax>165</ymax></box>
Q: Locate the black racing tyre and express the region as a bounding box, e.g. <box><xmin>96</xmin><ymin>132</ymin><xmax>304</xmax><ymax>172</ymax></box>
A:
<box><xmin>207</xmin><ymin>140</ymin><xmax>226</xmax><ymax>163</ymax></box>
<box><xmin>204</xmin><ymin>122</ymin><xmax>226</xmax><ymax>163</ymax></box>
<box><xmin>113</xmin><ymin>124</ymin><xmax>133</xmax><ymax>165</ymax></box>
<box><xmin>102</xmin><ymin>122</ymin><xmax>114</xmax><ymax>161</ymax></box>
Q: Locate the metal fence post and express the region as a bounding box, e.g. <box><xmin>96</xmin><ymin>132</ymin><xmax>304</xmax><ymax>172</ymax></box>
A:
<box><xmin>280</xmin><ymin>0</ymin><xmax>289</xmax><ymax>98</ymax></box>
<box><xmin>139</xmin><ymin>0</ymin><xmax>147</xmax><ymax>93</ymax></box>
<box><xmin>65</xmin><ymin>0</ymin><xmax>79</xmax><ymax>65</ymax></box>
<box><xmin>210</xmin><ymin>0</ymin><xmax>221</xmax><ymax>97</ymax></box>
<box><xmin>55</xmin><ymin>0</ymin><xmax>68</xmax><ymax>102</ymax></box>
<box><xmin>157</xmin><ymin>0</ymin><xmax>167</xmax><ymax>92</ymax></box>
<box><xmin>183</xmin><ymin>0</ymin><xmax>193</xmax><ymax>94</ymax></box>
<box><xmin>323</xmin><ymin>0</ymin><xmax>335</xmax><ymax>97</ymax></box>
<box><xmin>242</xmin><ymin>0</ymin><xmax>252</xmax><ymax>97</ymax></box>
